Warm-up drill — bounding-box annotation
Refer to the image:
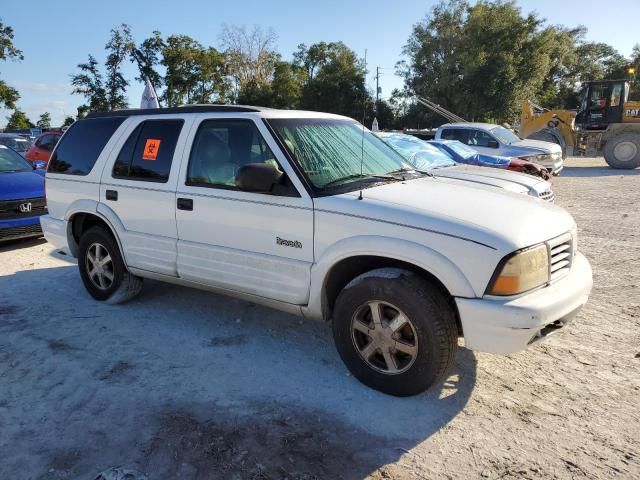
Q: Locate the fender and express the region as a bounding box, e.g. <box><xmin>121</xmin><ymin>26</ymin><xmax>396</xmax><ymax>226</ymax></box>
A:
<box><xmin>303</xmin><ymin>235</ymin><xmax>477</xmax><ymax>321</ymax></box>
<box><xmin>64</xmin><ymin>200</ymin><xmax>128</xmax><ymax>265</ymax></box>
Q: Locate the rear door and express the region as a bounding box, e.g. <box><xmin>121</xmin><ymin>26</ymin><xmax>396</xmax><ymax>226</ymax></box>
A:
<box><xmin>100</xmin><ymin>116</ymin><xmax>192</xmax><ymax>276</ymax></box>
<box><xmin>175</xmin><ymin>115</ymin><xmax>314</xmax><ymax>305</ymax></box>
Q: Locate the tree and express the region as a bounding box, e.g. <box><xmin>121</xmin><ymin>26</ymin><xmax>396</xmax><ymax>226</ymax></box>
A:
<box><xmin>71</xmin><ymin>54</ymin><xmax>108</xmax><ymax>112</ymax></box>
<box><xmin>294</xmin><ymin>42</ymin><xmax>372</xmax><ymax>122</ymax></box>
<box><xmin>36</xmin><ymin>112</ymin><xmax>51</xmax><ymax>129</ymax></box>
<box><xmin>5</xmin><ymin>109</ymin><xmax>33</xmax><ymax>129</ymax></box>
<box><xmin>104</xmin><ymin>24</ymin><xmax>133</xmax><ymax>110</ymax></box>
<box><xmin>161</xmin><ymin>34</ymin><xmax>205</xmax><ymax>106</ymax></box>
<box><xmin>62</xmin><ymin>116</ymin><xmax>75</xmax><ymax>127</ymax></box>
<box><xmin>131</xmin><ymin>30</ymin><xmax>165</xmax><ymax>92</ymax></box>
<box><xmin>398</xmin><ymin>0</ymin><xmax>638</xmax><ymax>123</ymax></box>
<box><xmin>0</xmin><ymin>18</ymin><xmax>23</xmax><ymax>109</ymax></box>
<box><xmin>219</xmin><ymin>25</ymin><xmax>279</xmax><ymax>100</ymax></box>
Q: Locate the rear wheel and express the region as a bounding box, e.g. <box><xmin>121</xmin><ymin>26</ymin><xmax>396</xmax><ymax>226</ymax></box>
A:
<box><xmin>332</xmin><ymin>269</ymin><xmax>458</xmax><ymax>396</ymax></box>
<box><xmin>78</xmin><ymin>226</ymin><xmax>143</xmax><ymax>303</ymax></box>
<box><xmin>603</xmin><ymin>133</ymin><xmax>640</xmax><ymax>169</ymax></box>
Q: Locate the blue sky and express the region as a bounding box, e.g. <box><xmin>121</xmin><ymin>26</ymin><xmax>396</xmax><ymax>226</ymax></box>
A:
<box><xmin>1</xmin><ymin>0</ymin><xmax>639</xmax><ymax>126</ymax></box>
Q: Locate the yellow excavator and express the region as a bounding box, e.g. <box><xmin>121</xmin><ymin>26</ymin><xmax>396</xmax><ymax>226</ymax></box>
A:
<box><xmin>520</xmin><ymin>79</ymin><xmax>640</xmax><ymax>168</ymax></box>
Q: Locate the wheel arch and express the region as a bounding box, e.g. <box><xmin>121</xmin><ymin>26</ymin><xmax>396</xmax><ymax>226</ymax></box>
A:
<box><xmin>66</xmin><ymin>206</ymin><xmax>126</xmax><ymax>263</ymax></box>
<box><xmin>320</xmin><ymin>255</ymin><xmax>463</xmax><ymax>334</ymax></box>
<box><xmin>306</xmin><ymin>236</ymin><xmax>477</xmax><ymax>329</ymax></box>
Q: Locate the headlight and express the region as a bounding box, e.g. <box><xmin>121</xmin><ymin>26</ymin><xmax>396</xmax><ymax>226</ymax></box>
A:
<box><xmin>487</xmin><ymin>244</ymin><xmax>549</xmax><ymax>295</ymax></box>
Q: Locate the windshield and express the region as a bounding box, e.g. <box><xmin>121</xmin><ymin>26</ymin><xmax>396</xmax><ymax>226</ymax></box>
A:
<box><xmin>0</xmin><ymin>146</ymin><xmax>32</xmax><ymax>172</ymax></box>
<box><xmin>267</xmin><ymin>118</ymin><xmax>409</xmax><ymax>189</ymax></box>
<box><xmin>377</xmin><ymin>134</ymin><xmax>455</xmax><ymax>170</ymax></box>
<box><xmin>444</xmin><ymin>141</ymin><xmax>477</xmax><ymax>159</ymax></box>
<box><xmin>0</xmin><ymin>137</ymin><xmax>30</xmax><ymax>152</ymax></box>
<box><xmin>490</xmin><ymin>126</ymin><xmax>520</xmax><ymax>145</ymax></box>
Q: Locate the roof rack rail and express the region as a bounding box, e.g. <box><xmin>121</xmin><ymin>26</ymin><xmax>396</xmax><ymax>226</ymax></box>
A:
<box><xmin>84</xmin><ymin>104</ymin><xmax>268</xmax><ymax>119</ymax></box>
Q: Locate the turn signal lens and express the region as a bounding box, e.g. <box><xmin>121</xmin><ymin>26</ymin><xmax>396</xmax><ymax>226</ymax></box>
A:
<box><xmin>488</xmin><ymin>244</ymin><xmax>549</xmax><ymax>295</ymax></box>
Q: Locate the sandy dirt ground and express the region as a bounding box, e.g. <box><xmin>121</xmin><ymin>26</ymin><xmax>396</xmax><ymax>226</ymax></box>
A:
<box><xmin>1</xmin><ymin>157</ymin><xmax>639</xmax><ymax>479</ymax></box>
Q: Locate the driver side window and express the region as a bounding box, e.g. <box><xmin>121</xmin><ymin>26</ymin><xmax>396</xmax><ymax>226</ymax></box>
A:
<box><xmin>186</xmin><ymin>119</ymin><xmax>288</xmax><ymax>193</ymax></box>
<box><xmin>468</xmin><ymin>130</ymin><xmax>497</xmax><ymax>148</ymax></box>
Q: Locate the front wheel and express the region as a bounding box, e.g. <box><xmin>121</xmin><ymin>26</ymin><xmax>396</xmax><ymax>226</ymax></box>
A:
<box><xmin>78</xmin><ymin>226</ymin><xmax>143</xmax><ymax>304</ymax></box>
<box><xmin>332</xmin><ymin>269</ymin><xmax>458</xmax><ymax>396</ymax></box>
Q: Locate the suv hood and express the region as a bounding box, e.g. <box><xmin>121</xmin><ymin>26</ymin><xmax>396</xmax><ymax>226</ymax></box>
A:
<box><xmin>433</xmin><ymin>164</ymin><xmax>549</xmax><ymax>195</ymax></box>
<box><xmin>320</xmin><ymin>177</ymin><xmax>573</xmax><ymax>253</ymax></box>
<box><xmin>510</xmin><ymin>139</ymin><xmax>562</xmax><ymax>155</ymax></box>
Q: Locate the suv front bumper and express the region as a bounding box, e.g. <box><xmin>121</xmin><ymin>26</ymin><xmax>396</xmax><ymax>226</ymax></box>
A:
<box><xmin>456</xmin><ymin>252</ymin><xmax>592</xmax><ymax>354</ymax></box>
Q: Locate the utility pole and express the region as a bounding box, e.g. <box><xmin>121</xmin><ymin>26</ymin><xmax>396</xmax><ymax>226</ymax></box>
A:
<box><xmin>375</xmin><ymin>66</ymin><xmax>381</xmax><ymax>116</ymax></box>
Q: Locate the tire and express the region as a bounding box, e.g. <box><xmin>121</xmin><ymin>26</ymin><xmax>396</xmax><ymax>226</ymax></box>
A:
<box><xmin>78</xmin><ymin>226</ymin><xmax>143</xmax><ymax>304</ymax></box>
<box><xmin>332</xmin><ymin>268</ymin><xmax>458</xmax><ymax>396</ymax></box>
<box><xmin>603</xmin><ymin>133</ymin><xmax>640</xmax><ymax>169</ymax></box>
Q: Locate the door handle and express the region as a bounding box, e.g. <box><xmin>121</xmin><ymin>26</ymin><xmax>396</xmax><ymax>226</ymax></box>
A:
<box><xmin>106</xmin><ymin>190</ymin><xmax>118</xmax><ymax>201</ymax></box>
<box><xmin>177</xmin><ymin>198</ymin><xmax>193</xmax><ymax>211</ymax></box>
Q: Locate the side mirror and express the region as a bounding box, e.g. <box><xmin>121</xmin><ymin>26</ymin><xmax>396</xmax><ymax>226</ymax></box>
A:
<box><xmin>487</xmin><ymin>139</ymin><xmax>499</xmax><ymax>148</ymax></box>
<box><xmin>33</xmin><ymin>160</ymin><xmax>46</xmax><ymax>170</ymax></box>
<box><xmin>236</xmin><ymin>163</ymin><xmax>284</xmax><ymax>193</ymax></box>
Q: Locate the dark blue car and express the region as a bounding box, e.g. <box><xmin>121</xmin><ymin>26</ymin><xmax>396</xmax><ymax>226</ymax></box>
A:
<box><xmin>0</xmin><ymin>145</ymin><xmax>47</xmax><ymax>242</ymax></box>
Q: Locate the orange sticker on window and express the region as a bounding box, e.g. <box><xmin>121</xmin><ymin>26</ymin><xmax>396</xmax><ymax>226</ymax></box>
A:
<box><xmin>142</xmin><ymin>138</ymin><xmax>161</xmax><ymax>160</ymax></box>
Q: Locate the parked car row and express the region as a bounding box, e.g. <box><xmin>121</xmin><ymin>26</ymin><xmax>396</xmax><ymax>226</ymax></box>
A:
<box><xmin>30</xmin><ymin>106</ymin><xmax>591</xmax><ymax>397</ymax></box>
<box><xmin>375</xmin><ymin>132</ymin><xmax>555</xmax><ymax>202</ymax></box>
<box><xmin>436</xmin><ymin>122</ymin><xmax>564</xmax><ymax>175</ymax></box>
<box><xmin>0</xmin><ymin>131</ymin><xmax>62</xmax><ymax>163</ymax></box>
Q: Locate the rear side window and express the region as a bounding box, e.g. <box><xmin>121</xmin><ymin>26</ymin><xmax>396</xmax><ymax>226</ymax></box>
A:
<box><xmin>48</xmin><ymin>117</ymin><xmax>125</xmax><ymax>175</ymax></box>
<box><xmin>440</xmin><ymin>128</ymin><xmax>469</xmax><ymax>143</ymax></box>
<box><xmin>113</xmin><ymin>120</ymin><xmax>183</xmax><ymax>183</ymax></box>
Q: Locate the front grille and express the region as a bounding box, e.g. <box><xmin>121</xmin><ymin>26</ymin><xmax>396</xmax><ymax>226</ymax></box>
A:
<box><xmin>0</xmin><ymin>197</ymin><xmax>47</xmax><ymax>220</ymax></box>
<box><xmin>538</xmin><ymin>189</ymin><xmax>555</xmax><ymax>202</ymax></box>
<box><xmin>0</xmin><ymin>223</ymin><xmax>42</xmax><ymax>240</ymax></box>
<box><xmin>547</xmin><ymin>233</ymin><xmax>573</xmax><ymax>282</ymax></box>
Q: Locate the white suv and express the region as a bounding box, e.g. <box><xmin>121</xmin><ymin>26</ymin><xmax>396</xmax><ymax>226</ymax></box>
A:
<box><xmin>41</xmin><ymin>106</ymin><xmax>592</xmax><ymax>396</ymax></box>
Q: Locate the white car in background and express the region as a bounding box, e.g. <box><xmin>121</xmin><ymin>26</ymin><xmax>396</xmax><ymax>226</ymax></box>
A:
<box><xmin>436</xmin><ymin>122</ymin><xmax>564</xmax><ymax>175</ymax></box>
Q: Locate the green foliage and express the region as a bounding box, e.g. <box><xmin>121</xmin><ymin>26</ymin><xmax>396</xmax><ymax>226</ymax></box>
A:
<box><xmin>0</xmin><ymin>18</ymin><xmax>23</xmax><ymax>109</ymax></box>
<box><xmin>62</xmin><ymin>116</ymin><xmax>75</xmax><ymax>127</ymax></box>
<box><xmin>5</xmin><ymin>109</ymin><xmax>33</xmax><ymax>129</ymax></box>
<box><xmin>399</xmin><ymin>0</ymin><xmax>637</xmax><ymax>124</ymax></box>
<box><xmin>295</xmin><ymin>42</ymin><xmax>371</xmax><ymax>122</ymax></box>
<box><xmin>161</xmin><ymin>35</ymin><xmax>229</xmax><ymax>106</ymax></box>
<box><xmin>36</xmin><ymin>112</ymin><xmax>51</xmax><ymax>129</ymax></box>
<box><xmin>71</xmin><ymin>54</ymin><xmax>108</xmax><ymax>112</ymax></box>
<box><xmin>131</xmin><ymin>31</ymin><xmax>164</xmax><ymax>91</ymax></box>
<box><xmin>104</xmin><ymin>24</ymin><xmax>133</xmax><ymax>110</ymax></box>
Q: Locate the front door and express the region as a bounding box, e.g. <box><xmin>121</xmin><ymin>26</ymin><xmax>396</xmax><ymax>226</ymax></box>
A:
<box><xmin>175</xmin><ymin>116</ymin><xmax>314</xmax><ymax>305</ymax></box>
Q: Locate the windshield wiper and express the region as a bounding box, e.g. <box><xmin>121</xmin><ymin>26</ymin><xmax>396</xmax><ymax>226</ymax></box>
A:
<box><xmin>323</xmin><ymin>173</ymin><xmax>398</xmax><ymax>188</ymax></box>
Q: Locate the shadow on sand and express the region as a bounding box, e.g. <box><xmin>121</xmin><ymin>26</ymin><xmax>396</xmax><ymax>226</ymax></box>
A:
<box><xmin>0</xmin><ymin>260</ymin><xmax>477</xmax><ymax>479</ymax></box>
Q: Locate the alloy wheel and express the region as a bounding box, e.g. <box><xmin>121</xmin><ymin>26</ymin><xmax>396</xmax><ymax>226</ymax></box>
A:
<box><xmin>85</xmin><ymin>242</ymin><xmax>114</xmax><ymax>290</ymax></box>
<box><xmin>351</xmin><ymin>300</ymin><xmax>419</xmax><ymax>375</ymax></box>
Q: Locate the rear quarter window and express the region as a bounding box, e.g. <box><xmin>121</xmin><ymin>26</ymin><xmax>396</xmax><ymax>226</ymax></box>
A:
<box><xmin>48</xmin><ymin>117</ymin><xmax>125</xmax><ymax>175</ymax></box>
